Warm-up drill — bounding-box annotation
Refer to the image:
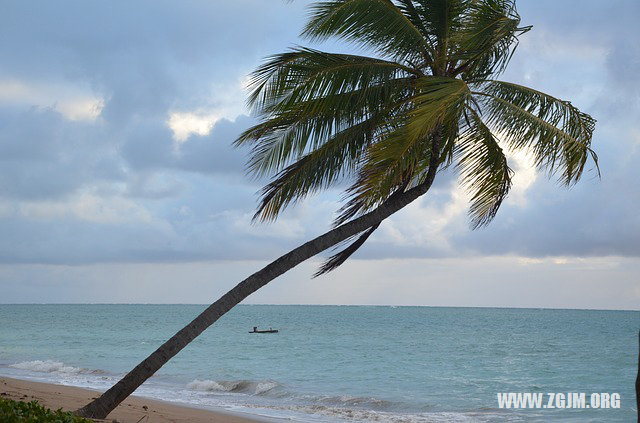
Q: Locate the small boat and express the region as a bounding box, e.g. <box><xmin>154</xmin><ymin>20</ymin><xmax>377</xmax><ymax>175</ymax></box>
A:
<box><xmin>249</xmin><ymin>326</ymin><xmax>278</xmax><ymax>334</ymax></box>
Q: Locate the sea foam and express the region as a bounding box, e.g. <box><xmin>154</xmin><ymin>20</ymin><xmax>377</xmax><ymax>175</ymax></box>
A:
<box><xmin>9</xmin><ymin>360</ymin><xmax>103</xmax><ymax>375</ymax></box>
<box><xmin>187</xmin><ymin>379</ymin><xmax>279</xmax><ymax>395</ymax></box>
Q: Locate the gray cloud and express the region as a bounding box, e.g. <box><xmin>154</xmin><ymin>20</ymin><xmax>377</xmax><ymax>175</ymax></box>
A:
<box><xmin>0</xmin><ymin>0</ymin><xmax>637</xmax><ymax>269</ymax></box>
<box><xmin>0</xmin><ymin>106</ymin><xmax>123</xmax><ymax>200</ymax></box>
<box><xmin>120</xmin><ymin>115</ymin><xmax>256</xmax><ymax>176</ymax></box>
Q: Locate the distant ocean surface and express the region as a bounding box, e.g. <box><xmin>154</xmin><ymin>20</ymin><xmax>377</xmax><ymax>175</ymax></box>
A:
<box><xmin>0</xmin><ymin>305</ymin><xmax>637</xmax><ymax>422</ymax></box>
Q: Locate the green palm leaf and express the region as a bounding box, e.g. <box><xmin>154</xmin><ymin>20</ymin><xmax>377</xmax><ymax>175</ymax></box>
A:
<box><xmin>451</xmin><ymin>0</ymin><xmax>531</xmax><ymax>79</ymax></box>
<box><xmin>347</xmin><ymin>77</ymin><xmax>469</xmax><ymax>213</ymax></box>
<box><xmin>236</xmin><ymin>48</ymin><xmax>418</xmax><ymax>177</ymax></box>
<box><xmin>405</xmin><ymin>0</ymin><xmax>468</xmax><ymax>74</ymax></box>
<box><xmin>472</xmin><ymin>80</ymin><xmax>598</xmax><ymax>184</ymax></box>
<box><xmin>238</xmin><ymin>76</ymin><xmax>414</xmax><ymax>177</ymax></box>
<box><xmin>302</xmin><ymin>0</ymin><xmax>433</xmax><ymax>62</ymax></box>
<box><xmin>253</xmin><ymin>116</ymin><xmax>382</xmax><ymax>221</ymax></box>
<box><xmin>245</xmin><ymin>48</ymin><xmax>419</xmax><ymax>112</ymax></box>
<box><xmin>456</xmin><ymin>107</ymin><xmax>513</xmax><ymax>228</ymax></box>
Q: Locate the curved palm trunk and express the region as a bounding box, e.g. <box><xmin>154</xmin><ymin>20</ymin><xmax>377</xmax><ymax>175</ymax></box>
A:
<box><xmin>74</xmin><ymin>181</ymin><xmax>428</xmax><ymax>418</ymax></box>
<box><xmin>77</xmin><ymin>135</ymin><xmax>443</xmax><ymax>419</ymax></box>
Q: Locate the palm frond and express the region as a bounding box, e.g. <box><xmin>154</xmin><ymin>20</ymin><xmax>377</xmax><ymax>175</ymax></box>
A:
<box><xmin>451</xmin><ymin>0</ymin><xmax>530</xmax><ymax>79</ymax></box>
<box><xmin>411</xmin><ymin>0</ymin><xmax>468</xmax><ymax>42</ymax></box>
<box><xmin>244</xmin><ymin>47</ymin><xmax>417</xmax><ymax>113</ymax></box>
<box><xmin>473</xmin><ymin>80</ymin><xmax>598</xmax><ymax>184</ymax></box>
<box><xmin>236</xmin><ymin>49</ymin><xmax>417</xmax><ymax>178</ymax></box>
<box><xmin>302</xmin><ymin>0</ymin><xmax>433</xmax><ymax>62</ymax></box>
<box><xmin>253</xmin><ymin>115</ymin><xmax>385</xmax><ymax>221</ymax></box>
<box><xmin>314</xmin><ymin>223</ymin><xmax>379</xmax><ymax>276</ymax></box>
<box><xmin>393</xmin><ymin>0</ymin><xmax>436</xmax><ymax>60</ymax></box>
<box><xmin>456</xmin><ymin>107</ymin><xmax>513</xmax><ymax>228</ymax></box>
<box><xmin>239</xmin><ymin>76</ymin><xmax>414</xmax><ymax>177</ymax></box>
<box><xmin>405</xmin><ymin>0</ymin><xmax>468</xmax><ymax>74</ymax></box>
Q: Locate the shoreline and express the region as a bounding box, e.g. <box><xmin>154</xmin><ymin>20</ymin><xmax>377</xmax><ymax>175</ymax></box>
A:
<box><xmin>0</xmin><ymin>376</ymin><xmax>269</xmax><ymax>423</ymax></box>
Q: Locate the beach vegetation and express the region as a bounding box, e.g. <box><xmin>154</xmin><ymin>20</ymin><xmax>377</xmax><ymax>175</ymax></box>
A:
<box><xmin>0</xmin><ymin>397</ymin><xmax>92</xmax><ymax>422</ymax></box>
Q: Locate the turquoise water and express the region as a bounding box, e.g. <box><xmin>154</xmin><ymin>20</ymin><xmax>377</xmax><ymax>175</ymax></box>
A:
<box><xmin>0</xmin><ymin>305</ymin><xmax>637</xmax><ymax>422</ymax></box>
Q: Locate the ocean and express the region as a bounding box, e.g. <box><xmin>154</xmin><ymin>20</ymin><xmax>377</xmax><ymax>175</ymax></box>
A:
<box><xmin>0</xmin><ymin>304</ymin><xmax>637</xmax><ymax>422</ymax></box>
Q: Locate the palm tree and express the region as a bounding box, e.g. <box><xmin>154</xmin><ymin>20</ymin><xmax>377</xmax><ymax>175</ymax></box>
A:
<box><xmin>76</xmin><ymin>0</ymin><xmax>597</xmax><ymax>418</ymax></box>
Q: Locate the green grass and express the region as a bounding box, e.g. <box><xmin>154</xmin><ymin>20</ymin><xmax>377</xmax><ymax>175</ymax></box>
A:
<box><xmin>0</xmin><ymin>397</ymin><xmax>92</xmax><ymax>422</ymax></box>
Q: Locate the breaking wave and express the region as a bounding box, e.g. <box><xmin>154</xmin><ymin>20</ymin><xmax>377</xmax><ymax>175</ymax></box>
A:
<box><xmin>186</xmin><ymin>378</ymin><xmax>397</xmax><ymax>409</ymax></box>
<box><xmin>9</xmin><ymin>360</ymin><xmax>106</xmax><ymax>375</ymax></box>
<box><xmin>187</xmin><ymin>379</ymin><xmax>280</xmax><ymax>395</ymax></box>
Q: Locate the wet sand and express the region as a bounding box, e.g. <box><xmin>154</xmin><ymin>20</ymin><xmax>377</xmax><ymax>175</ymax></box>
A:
<box><xmin>0</xmin><ymin>376</ymin><xmax>267</xmax><ymax>423</ymax></box>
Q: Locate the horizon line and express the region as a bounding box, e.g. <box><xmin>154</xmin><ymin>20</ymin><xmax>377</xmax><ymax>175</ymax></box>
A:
<box><xmin>0</xmin><ymin>303</ymin><xmax>637</xmax><ymax>312</ymax></box>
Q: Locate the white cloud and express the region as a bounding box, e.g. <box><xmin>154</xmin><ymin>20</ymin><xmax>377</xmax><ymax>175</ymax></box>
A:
<box><xmin>516</xmin><ymin>256</ymin><xmax>622</xmax><ymax>269</ymax></box>
<box><xmin>225</xmin><ymin>210</ymin><xmax>305</xmax><ymax>239</ymax></box>
<box><xmin>167</xmin><ymin>110</ymin><xmax>220</xmax><ymax>143</ymax></box>
<box><xmin>518</xmin><ymin>257</ymin><xmax>544</xmax><ymax>265</ymax></box>
<box><xmin>505</xmin><ymin>148</ymin><xmax>538</xmax><ymax>207</ymax></box>
<box><xmin>0</xmin><ymin>78</ymin><xmax>104</xmax><ymax>121</ymax></box>
<box><xmin>18</xmin><ymin>192</ymin><xmax>153</xmax><ymax>225</ymax></box>
<box><xmin>57</xmin><ymin>97</ymin><xmax>104</xmax><ymax>121</ymax></box>
<box><xmin>167</xmin><ymin>76</ymin><xmax>251</xmax><ymax>143</ymax></box>
<box><xmin>378</xmin><ymin>185</ymin><xmax>468</xmax><ymax>252</ymax></box>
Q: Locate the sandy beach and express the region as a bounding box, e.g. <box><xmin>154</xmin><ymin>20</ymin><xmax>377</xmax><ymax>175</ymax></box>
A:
<box><xmin>0</xmin><ymin>377</ymin><xmax>265</xmax><ymax>423</ymax></box>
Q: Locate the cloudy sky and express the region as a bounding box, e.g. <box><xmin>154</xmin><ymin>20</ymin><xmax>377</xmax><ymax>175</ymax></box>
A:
<box><xmin>1</xmin><ymin>0</ymin><xmax>638</xmax><ymax>309</ymax></box>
